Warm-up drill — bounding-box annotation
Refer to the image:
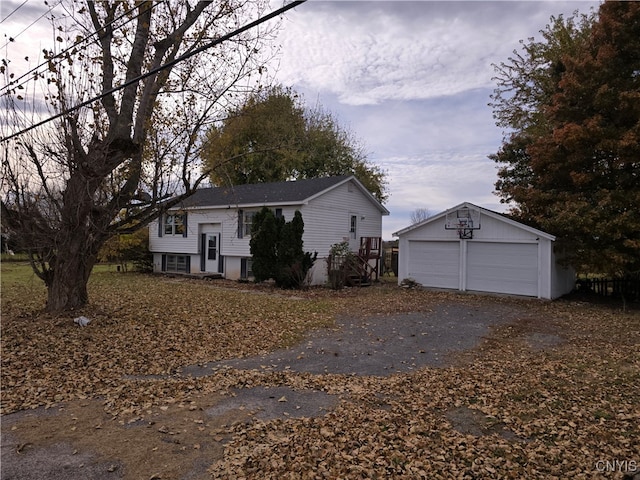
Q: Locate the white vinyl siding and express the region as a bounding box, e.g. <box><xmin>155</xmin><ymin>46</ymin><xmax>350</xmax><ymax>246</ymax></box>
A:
<box><xmin>466</xmin><ymin>242</ymin><xmax>538</xmax><ymax>296</ymax></box>
<box><xmin>407</xmin><ymin>241</ymin><xmax>460</xmax><ymax>289</ymax></box>
<box><xmin>300</xmin><ymin>180</ymin><xmax>384</xmax><ymax>256</ymax></box>
<box><xmin>149</xmin><ymin>177</ymin><xmax>386</xmax><ymax>279</ymax></box>
<box><xmin>151</xmin><ymin>210</ymin><xmax>236</xmax><ymax>255</ymax></box>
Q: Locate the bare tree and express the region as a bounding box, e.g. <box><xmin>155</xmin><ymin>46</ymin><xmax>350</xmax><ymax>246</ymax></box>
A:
<box><xmin>410</xmin><ymin>207</ymin><xmax>432</xmax><ymax>225</ymax></box>
<box><xmin>1</xmin><ymin>0</ymin><xmax>289</xmax><ymax>312</ymax></box>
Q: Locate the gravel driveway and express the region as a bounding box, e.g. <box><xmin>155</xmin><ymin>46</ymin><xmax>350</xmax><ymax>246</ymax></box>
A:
<box><xmin>181</xmin><ymin>302</ymin><xmax>518</xmax><ymax>377</ymax></box>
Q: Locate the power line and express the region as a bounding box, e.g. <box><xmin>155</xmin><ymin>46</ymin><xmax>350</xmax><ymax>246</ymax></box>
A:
<box><xmin>0</xmin><ymin>0</ymin><xmax>30</xmax><ymax>25</ymax></box>
<box><xmin>0</xmin><ymin>0</ymin><xmax>60</xmax><ymax>50</ymax></box>
<box><xmin>1</xmin><ymin>0</ymin><xmax>306</xmax><ymax>144</ymax></box>
<box><xmin>0</xmin><ymin>1</ymin><xmax>160</xmax><ymax>95</ymax></box>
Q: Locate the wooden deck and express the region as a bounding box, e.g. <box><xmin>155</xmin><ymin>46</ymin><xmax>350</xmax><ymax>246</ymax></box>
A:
<box><xmin>328</xmin><ymin>237</ymin><xmax>382</xmax><ymax>287</ymax></box>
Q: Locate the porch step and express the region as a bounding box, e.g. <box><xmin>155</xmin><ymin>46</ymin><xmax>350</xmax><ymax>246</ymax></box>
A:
<box><xmin>195</xmin><ymin>273</ymin><xmax>223</xmax><ymax>280</ymax></box>
<box><xmin>347</xmin><ymin>274</ymin><xmax>371</xmax><ymax>287</ymax></box>
<box><xmin>162</xmin><ymin>272</ymin><xmax>223</xmax><ymax>280</ymax></box>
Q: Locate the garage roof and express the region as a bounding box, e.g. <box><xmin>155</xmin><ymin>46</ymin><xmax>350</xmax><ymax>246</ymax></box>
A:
<box><xmin>393</xmin><ymin>202</ymin><xmax>556</xmax><ymax>241</ymax></box>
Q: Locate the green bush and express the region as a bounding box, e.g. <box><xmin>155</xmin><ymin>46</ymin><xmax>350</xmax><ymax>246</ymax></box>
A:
<box><xmin>250</xmin><ymin>208</ymin><xmax>316</xmax><ymax>289</ymax></box>
<box><xmin>250</xmin><ymin>208</ymin><xmax>280</xmax><ymax>282</ymax></box>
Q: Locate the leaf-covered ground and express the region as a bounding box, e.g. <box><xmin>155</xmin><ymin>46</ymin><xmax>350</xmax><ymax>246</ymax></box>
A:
<box><xmin>0</xmin><ymin>268</ymin><xmax>338</xmax><ymax>413</ymax></box>
<box><xmin>1</xmin><ymin>265</ymin><xmax>639</xmax><ymax>479</ymax></box>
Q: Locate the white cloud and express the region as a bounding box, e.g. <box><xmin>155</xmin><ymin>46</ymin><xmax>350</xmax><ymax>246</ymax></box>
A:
<box><xmin>3</xmin><ymin>0</ymin><xmax>600</xmax><ymax>241</ymax></box>
<box><xmin>278</xmin><ymin>5</ymin><xmax>481</xmax><ymax>104</ymax></box>
<box><xmin>273</xmin><ymin>0</ymin><xmax>601</xmax><ymax>239</ymax></box>
<box><xmin>386</xmin><ymin>152</ymin><xmax>497</xmax><ymax>206</ymax></box>
<box><xmin>276</xmin><ymin>1</ymin><xmax>600</xmax><ymax>105</ymax></box>
<box><xmin>381</xmin><ymin>151</ymin><xmax>508</xmax><ymax>238</ymax></box>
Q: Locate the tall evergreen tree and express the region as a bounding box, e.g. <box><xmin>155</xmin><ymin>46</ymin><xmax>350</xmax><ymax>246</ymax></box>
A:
<box><xmin>249</xmin><ymin>208</ymin><xmax>315</xmax><ymax>288</ymax></box>
<box><xmin>249</xmin><ymin>207</ymin><xmax>280</xmax><ymax>282</ymax></box>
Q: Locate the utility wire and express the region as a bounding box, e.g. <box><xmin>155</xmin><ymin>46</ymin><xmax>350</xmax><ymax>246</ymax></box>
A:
<box><xmin>1</xmin><ymin>1</ymin><xmax>160</xmax><ymax>94</ymax></box>
<box><xmin>0</xmin><ymin>0</ymin><xmax>60</xmax><ymax>49</ymax></box>
<box><xmin>1</xmin><ymin>0</ymin><xmax>30</xmax><ymax>24</ymax></box>
<box><xmin>1</xmin><ymin>0</ymin><xmax>306</xmax><ymax>144</ymax></box>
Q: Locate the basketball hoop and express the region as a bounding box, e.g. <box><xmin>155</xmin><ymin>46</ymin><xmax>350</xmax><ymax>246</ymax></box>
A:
<box><xmin>457</xmin><ymin>223</ymin><xmax>473</xmax><ymax>239</ymax></box>
<box><xmin>445</xmin><ymin>206</ymin><xmax>481</xmax><ymax>239</ymax></box>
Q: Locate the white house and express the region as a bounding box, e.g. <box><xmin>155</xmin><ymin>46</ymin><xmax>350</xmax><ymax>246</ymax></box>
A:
<box><xmin>393</xmin><ymin>202</ymin><xmax>575</xmax><ymax>299</ymax></box>
<box><xmin>149</xmin><ymin>175</ymin><xmax>389</xmax><ymax>283</ymax></box>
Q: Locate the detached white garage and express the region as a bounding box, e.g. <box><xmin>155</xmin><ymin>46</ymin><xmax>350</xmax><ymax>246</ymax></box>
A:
<box><xmin>393</xmin><ymin>203</ymin><xmax>575</xmax><ymax>299</ymax></box>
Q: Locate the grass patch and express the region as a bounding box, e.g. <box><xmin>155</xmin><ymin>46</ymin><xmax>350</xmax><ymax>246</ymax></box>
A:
<box><xmin>1</xmin><ymin>261</ymin><xmax>41</xmax><ymax>283</ymax></box>
<box><xmin>0</xmin><ymin>252</ymin><xmax>30</xmax><ymax>262</ymax></box>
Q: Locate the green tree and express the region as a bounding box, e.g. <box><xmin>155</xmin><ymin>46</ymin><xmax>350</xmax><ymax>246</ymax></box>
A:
<box><xmin>490</xmin><ymin>2</ymin><xmax>640</xmax><ymax>276</ymax></box>
<box><xmin>278</xmin><ymin>211</ymin><xmax>304</xmax><ymax>269</ymax></box>
<box><xmin>490</xmin><ymin>11</ymin><xmax>596</xmax><ymax>135</ymax></box>
<box><xmin>276</xmin><ymin>210</ymin><xmax>316</xmax><ymax>288</ymax></box>
<box><xmin>202</xmin><ymin>85</ymin><xmax>388</xmax><ymax>203</ymax></box>
<box><xmin>490</xmin><ymin>11</ymin><xmax>596</xmax><ymax>215</ymax></box>
<box><xmin>204</xmin><ymin>87</ymin><xmax>306</xmax><ymax>184</ymax></box>
<box><xmin>249</xmin><ymin>207</ymin><xmax>316</xmax><ymax>288</ymax></box>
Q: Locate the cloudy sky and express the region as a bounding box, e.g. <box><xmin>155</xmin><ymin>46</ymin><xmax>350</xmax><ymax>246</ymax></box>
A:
<box><xmin>2</xmin><ymin>0</ymin><xmax>601</xmax><ymax>239</ymax></box>
<box><xmin>270</xmin><ymin>0</ymin><xmax>601</xmax><ymax>238</ymax></box>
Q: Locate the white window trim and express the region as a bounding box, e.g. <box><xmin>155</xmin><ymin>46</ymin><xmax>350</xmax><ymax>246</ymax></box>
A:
<box><xmin>243</xmin><ymin>211</ymin><xmax>256</xmax><ymax>237</ymax></box>
<box><xmin>164</xmin><ymin>213</ymin><xmax>185</xmax><ymax>236</ymax></box>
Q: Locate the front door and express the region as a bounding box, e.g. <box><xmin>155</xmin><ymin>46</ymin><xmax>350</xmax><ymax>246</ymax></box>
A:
<box><xmin>202</xmin><ymin>232</ymin><xmax>220</xmax><ymax>273</ymax></box>
<box><xmin>349</xmin><ymin>214</ymin><xmax>359</xmax><ymax>251</ymax></box>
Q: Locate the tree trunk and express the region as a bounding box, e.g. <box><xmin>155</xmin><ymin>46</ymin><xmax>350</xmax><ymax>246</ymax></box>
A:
<box><xmin>45</xmin><ymin>241</ymin><xmax>97</xmax><ymax>313</ymax></box>
<box><xmin>45</xmin><ymin>173</ymin><xmax>103</xmax><ymax>313</ymax></box>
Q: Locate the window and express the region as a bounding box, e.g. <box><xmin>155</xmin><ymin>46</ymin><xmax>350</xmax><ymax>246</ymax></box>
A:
<box><xmin>238</xmin><ymin>210</ymin><xmax>256</xmax><ymax>238</ymax></box>
<box><xmin>244</xmin><ymin>211</ymin><xmax>256</xmax><ymax>236</ymax></box>
<box><xmin>207</xmin><ymin>235</ymin><xmax>217</xmax><ymax>260</ymax></box>
<box><xmin>164</xmin><ymin>213</ymin><xmax>186</xmax><ymax>236</ymax></box>
<box><xmin>350</xmin><ymin>215</ymin><xmax>357</xmax><ymax>239</ymax></box>
<box><xmin>164</xmin><ymin>254</ymin><xmax>189</xmax><ymax>273</ymax></box>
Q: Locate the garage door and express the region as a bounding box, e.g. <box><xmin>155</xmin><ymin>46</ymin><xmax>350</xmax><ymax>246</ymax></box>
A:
<box><xmin>408</xmin><ymin>241</ymin><xmax>459</xmax><ymax>289</ymax></box>
<box><xmin>467</xmin><ymin>242</ymin><xmax>538</xmax><ymax>296</ymax></box>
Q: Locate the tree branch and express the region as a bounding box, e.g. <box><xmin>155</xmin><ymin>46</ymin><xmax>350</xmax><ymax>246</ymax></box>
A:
<box><xmin>88</xmin><ymin>2</ymin><xmax>118</xmax><ymax>127</ymax></box>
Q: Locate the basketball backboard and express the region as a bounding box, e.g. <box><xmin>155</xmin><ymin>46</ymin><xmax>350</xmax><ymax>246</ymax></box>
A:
<box><xmin>444</xmin><ymin>206</ymin><xmax>481</xmax><ymax>238</ymax></box>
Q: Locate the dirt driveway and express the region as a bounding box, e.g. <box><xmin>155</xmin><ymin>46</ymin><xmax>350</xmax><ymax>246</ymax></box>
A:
<box><xmin>1</xmin><ymin>298</ymin><xmax>563</xmax><ymax>480</ymax></box>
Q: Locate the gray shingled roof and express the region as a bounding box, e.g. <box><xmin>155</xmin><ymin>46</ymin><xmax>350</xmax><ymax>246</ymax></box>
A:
<box><xmin>177</xmin><ymin>175</ymin><xmax>353</xmax><ymax>208</ymax></box>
